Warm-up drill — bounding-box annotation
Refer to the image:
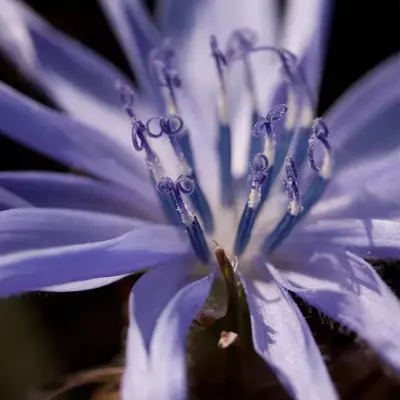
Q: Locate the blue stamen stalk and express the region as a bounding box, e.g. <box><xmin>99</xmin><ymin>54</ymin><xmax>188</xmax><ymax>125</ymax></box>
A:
<box><xmin>234</xmin><ymin>153</ymin><xmax>269</xmax><ymax>256</ymax></box>
<box><xmin>157</xmin><ymin>176</ymin><xmax>210</xmax><ymax>263</ymax></box>
<box><xmin>262</xmin><ymin>157</ymin><xmax>302</xmax><ymax>253</ymax></box>
<box><xmin>210</xmin><ymin>35</ymin><xmax>234</xmax><ymax>207</ymax></box>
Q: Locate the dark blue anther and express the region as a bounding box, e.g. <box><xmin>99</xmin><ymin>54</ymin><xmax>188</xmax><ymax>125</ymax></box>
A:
<box><xmin>147</xmin><ymin>115</ymin><xmax>215</xmax><ymax>233</ymax></box>
<box><xmin>261</xmin><ymin>157</ymin><xmax>301</xmax><ymax>253</ymax></box>
<box><xmin>157</xmin><ymin>175</ymin><xmax>210</xmax><ymax>263</ymax></box>
<box><xmin>234</xmin><ymin>153</ymin><xmax>269</xmax><ymax>256</ymax></box>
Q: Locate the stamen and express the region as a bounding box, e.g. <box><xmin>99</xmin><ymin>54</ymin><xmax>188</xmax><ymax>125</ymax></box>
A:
<box><xmin>249</xmin><ymin>105</ymin><xmax>288</xmax><ymax>218</ymax></box>
<box><xmin>118</xmin><ymin>82</ymin><xmax>136</xmax><ymax>120</ymax></box>
<box><xmin>210</xmin><ymin>35</ymin><xmax>234</xmax><ymax>207</ymax></box>
<box><xmin>252</xmin><ymin>104</ymin><xmax>287</xmax><ymax>165</ymax></box>
<box><xmin>234</xmin><ymin>153</ymin><xmax>269</xmax><ymax>256</ymax></box>
<box><xmin>261</xmin><ymin>157</ymin><xmax>302</xmax><ymax>253</ymax></box>
<box><xmin>147</xmin><ymin>114</ymin><xmax>215</xmax><ymax>233</ymax></box>
<box><xmin>301</xmin><ymin>118</ymin><xmax>332</xmax><ymax>216</ymax></box>
<box><xmin>307</xmin><ymin>118</ymin><xmax>332</xmax><ymax>179</ymax></box>
<box><xmin>276</xmin><ymin>49</ymin><xmax>316</xmax><ymax>169</ymax></box>
<box><xmin>149</xmin><ymin>39</ymin><xmax>181</xmax><ymax>113</ymax></box>
<box><xmin>158</xmin><ymin>175</ymin><xmax>210</xmax><ymax>263</ymax></box>
<box><xmin>247</xmin><ymin>48</ymin><xmax>316</xmax><ymax>213</ymax></box>
<box><xmin>118</xmin><ymin>84</ymin><xmax>180</xmax><ymax>226</ymax></box>
<box><xmin>225</xmin><ymin>29</ymin><xmax>261</xmax><ymax>161</ymax></box>
<box><xmin>263</xmin><ymin>119</ymin><xmax>333</xmax><ymax>254</ymax></box>
<box><xmin>234</xmin><ymin>44</ymin><xmax>303</xmax><ymax>168</ymax></box>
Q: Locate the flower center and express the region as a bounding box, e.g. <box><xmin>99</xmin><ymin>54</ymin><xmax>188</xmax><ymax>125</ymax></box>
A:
<box><xmin>119</xmin><ymin>28</ymin><xmax>333</xmax><ymax>264</ymax></box>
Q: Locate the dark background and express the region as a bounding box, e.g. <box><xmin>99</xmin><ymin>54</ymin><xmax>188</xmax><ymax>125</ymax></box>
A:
<box><xmin>0</xmin><ymin>1</ymin><xmax>399</xmax><ymax>399</ymax></box>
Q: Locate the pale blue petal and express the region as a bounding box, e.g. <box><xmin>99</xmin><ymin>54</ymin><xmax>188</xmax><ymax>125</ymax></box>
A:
<box><xmin>288</xmin><ymin>219</ymin><xmax>400</xmax><ymax>259</ymax></box>
<box><xmin>0</xmin><ymin>171</ymin><xmax>163</xmax><ymax>222</ymax></box>
<box><xmin>0</xmin><ymin>208</ymin><xmax>191</xmax><ymax>296</ymax></box>
<box><xmin>325</xmin><ymin>53</ymin><xmax>400</xmax><ymax>169</ymax></box>
<box><xmin>0</xmin><ymin>186</ymin><xmax>32</xmax><ymax>210</ymax></box>
<box><xmin>121</xmin><ymin>263</ymin><xmax>191</xmax><ymax>399</ymax></box>
<box><xmin>311</xmin><ymin>151</ymin><xmax>400</xmax><ymax>220</ymax></box>
<box><xmin>270</xmin><ymin>252</ymin><xmax>400</xmax><ymax>373</ymax></box>
<box><xmin>239</xmin><ymin>264</ymin><xmax>337</xmax><ymax>400</ymax></box>
<box><xmin>98</xmin><ymin>0</ymin><xmax>162</xmax><ymax>108</ymax></box>
<box><xmin>122</xmin><ymin>266</ymin><xmax>214</xmax><ymax>400</ymax></box>
<box><xmin>0</xmin><ymin>0</ymin><xmax>141</xmax><ymax>144</ymax></box>
<box><xmin>0</xmin><ymin>83</ymin><xmax>157</xmax><ymax>208</ymax></box>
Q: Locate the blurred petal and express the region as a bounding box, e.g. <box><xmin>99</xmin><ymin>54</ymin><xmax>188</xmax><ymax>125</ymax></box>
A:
<box><xmin>0</xmin><ymin>0</ymin><xmax>140</xmax><ymax>146</ymax></box>
<box><xmin>99</xmin><ymin>0</ymin><xmax>162</xmax><ymax>108</ymax></box>
<box><xmin>122</xmin><ymin>265</ymin><xmax>214</xmax><ymax>400</ymax></box>
<box><xmin>43</xmin><ymin>275</ymin><xmax>129</xmax><ymax>292</ymax></box>
<box><xmin>155</xmin><ymin>0</ymin><xmax>199</xmax><ymax>38</ymax></box>
<box><xmin>239</xmin><ymin>263</ymin><xmax>337</xmax><ymax>400</ymax></box>
<box><xmin>0</xmin><ymin>83</ymin><xmax>158</xmax><ymax>207</ymax></box>
<box><xmin>325</xmin><ymin>53</ymin><xmax>400</xmax><ymax>169</ymax></box>
<box><xmin>0</xmin><ymin>208</ymin><xmax>191</xmax><ymax>296</ymax></box>
<box><xmin>0</xmin><ymin>186</ymin><xmax>32</xmax><ymax>210</ymax></box>
<box><xmin>271</xmin><ymin>252</ymin><xmax>400</xmax><ymax>373</ymax></box>
<box><xmin>282</xmin><ymin>0</ymin><xmax>332</xmax><ymax>96</ymax></box>
<box><xmin>0</xmin><ymin>171</ymin><xmax>163</xmax><ymax>221</ymax></box>
<box><xmin>289</xmin><ymin>219</ymin><xmax>400</xmax><ymax>259</ymax></box>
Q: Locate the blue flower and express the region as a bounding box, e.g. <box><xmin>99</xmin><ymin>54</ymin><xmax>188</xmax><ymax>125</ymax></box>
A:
<box><xmin>0</xmin><ymin>1</ymin><xmax>400</xmax><ymax>399</ymax></box>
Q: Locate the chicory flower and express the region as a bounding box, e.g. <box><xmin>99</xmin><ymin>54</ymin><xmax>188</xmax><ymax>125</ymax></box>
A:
<box><xmin>0</xmin><ymin>1</ymin><xmax>400</xmax><ymax>399</ymax></box>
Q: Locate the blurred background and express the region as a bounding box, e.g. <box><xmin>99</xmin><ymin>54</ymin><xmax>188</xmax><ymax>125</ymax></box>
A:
<box><xmin>0</xmin><ymin>0</ymin><xmax>399</xmax><ymax>399</ymax></box>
